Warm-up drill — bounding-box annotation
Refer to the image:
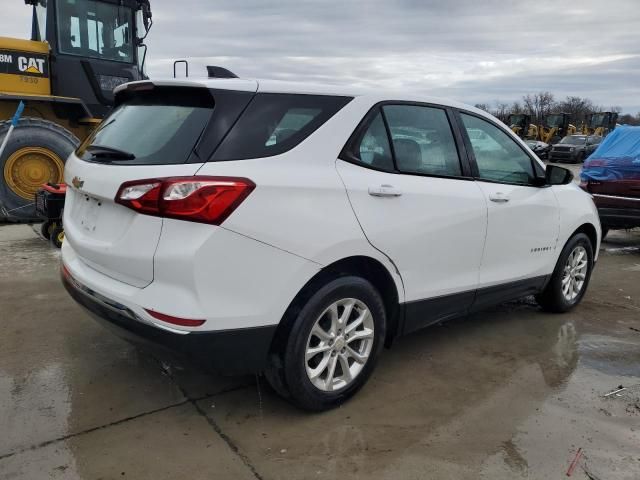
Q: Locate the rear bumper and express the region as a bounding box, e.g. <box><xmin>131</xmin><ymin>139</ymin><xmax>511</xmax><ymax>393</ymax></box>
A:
<box><xmin>597</xmin><ymin>207</ymin><xmax>640</xmax><ymax>229</ymax></box>
<box><xmin>592</xmin><ymin>194</ymin><xmax>640</xmax><ymax>229</ymax></box>
<box><xmin>62</xmin><ymin>265</ymin><xmax>276</xmax><ymax>374</ymax></box>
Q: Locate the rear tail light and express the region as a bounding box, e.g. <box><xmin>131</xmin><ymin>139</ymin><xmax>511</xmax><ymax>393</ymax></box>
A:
<box><xmin>144</xmin><ymin>309</ymin><xmax>205</xmax><ymax>327</ymax></box>
<box><xmin>115</xmin><ymin>176</ymin><xmax>255</xmax><ymax>225</ymax></box>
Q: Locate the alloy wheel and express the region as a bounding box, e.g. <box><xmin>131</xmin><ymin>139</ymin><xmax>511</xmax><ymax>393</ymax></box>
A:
<box><xmin>304</xmin><ymin>298</ymin><xmax>375</xmax><ymax>392</ymax></box>
<box><xmin>562</xmin><ymin>245</ymin><xmax>588</xmax><ymax>302</ymax></box>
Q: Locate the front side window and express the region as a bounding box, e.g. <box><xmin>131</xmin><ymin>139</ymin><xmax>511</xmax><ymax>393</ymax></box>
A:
<box><xmin>57</xmin><ymin>0</ymin><xmax>134</xmax><ymax>63</ymax></box>
<box><xmin>383</xmin><ymin>105</ymin><xmax>462</xmax><ymax>176</ymax></box>
<box><xmin>461</xmin><ymin>113</ymin><xmax>535</xmax><ymax>185</ymax></box>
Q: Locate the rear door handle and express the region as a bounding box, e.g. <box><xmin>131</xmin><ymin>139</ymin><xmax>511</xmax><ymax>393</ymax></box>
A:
<box><xmin>489</xmin><ymin>192</ymin><xmax>510</xmax><ymax>203</ymax></box>
<box><xmin>368</xmin><ymin>185</ymin><xmax>402</xmax><ymax>197</ymax></box>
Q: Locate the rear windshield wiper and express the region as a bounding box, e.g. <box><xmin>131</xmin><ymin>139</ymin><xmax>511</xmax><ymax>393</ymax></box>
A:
<box><xmin>85</xmin><ymin>144</ymin><xmax>136</xmax><ymax>161</ymax></box>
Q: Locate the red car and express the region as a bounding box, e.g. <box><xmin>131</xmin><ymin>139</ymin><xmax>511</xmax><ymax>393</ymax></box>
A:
<box><xmin>580</xmin><ymin>126</ymin><xmax>640</xmax><ymax>237</ymax></box>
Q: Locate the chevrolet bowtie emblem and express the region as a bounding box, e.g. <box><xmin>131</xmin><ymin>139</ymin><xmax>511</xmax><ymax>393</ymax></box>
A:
<box><xmin>72</xmin><ymin>176</ymin><xmax>84</xmax><ymax>189</ymax></box>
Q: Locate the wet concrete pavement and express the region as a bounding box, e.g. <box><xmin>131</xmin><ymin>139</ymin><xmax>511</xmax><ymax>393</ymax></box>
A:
<box><xmin>1</xmin><ymin>224</ymin><xmax>639</xmax><ymax>479</ymax></box>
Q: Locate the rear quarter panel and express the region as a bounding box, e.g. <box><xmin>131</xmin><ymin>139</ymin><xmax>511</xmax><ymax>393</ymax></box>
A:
<box><xmin>195</xmin><ymin>96</ymin><xmax>405</xmax><ymax>301</ymax></box>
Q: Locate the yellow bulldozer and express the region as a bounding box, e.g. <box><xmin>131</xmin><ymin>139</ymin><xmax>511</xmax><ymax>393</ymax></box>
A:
<box><xmin>538</xmin><ymin>113</ymin><xmax>576</xmax><ymax>144</ymax></box>
<box><xmin>581</xmin><ymin>112</ymin><xmax>618</xmax><ymax>137</ymax></box>
<box><xmin>0</xmin><ymin>0</ymin><xmax>152</xmax><ymax>221</ymax></box>
<box><xmin>508</xmin><ymin>112</ymin><xmax>576</xmax><ymax>144</ymax></box>
<box><xmin>508</xmin><ymin>113</ymin><xmax>538</xmax><ymax>140</ymax></box>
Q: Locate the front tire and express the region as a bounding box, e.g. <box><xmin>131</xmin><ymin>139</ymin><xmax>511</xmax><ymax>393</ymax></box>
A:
<box><xmin>278</xmin><ymin>276</ymin><xmax>386</xmax><ymax>411</ymax></box>
<box><xmin>536</xmin><ymin>233</ymin><xmax>594</xmax><ymax>313</ymax></box>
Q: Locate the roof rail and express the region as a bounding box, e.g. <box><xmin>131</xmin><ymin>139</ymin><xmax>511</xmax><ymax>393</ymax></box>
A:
<box><xmin>173</xmin><ymin>60</ymin><xmax>189</xmax><ymax>78</ymax></box>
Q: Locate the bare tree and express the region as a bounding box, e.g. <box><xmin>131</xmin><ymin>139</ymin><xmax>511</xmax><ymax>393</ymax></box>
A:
<box><xmin>523</xmin><ymin>91</ymin><xmax>555</xmax><ymax>124</ymax></box>
<box><xmin>493</xmin><ymin>102</ymin><xmax>510</xmax><ymax>122</ymax></box>
<box><xmin>474</xmin><ymin>92</ymin><xmax>637</xmax><ymax>127</ymax></box>
<box><xmin>555</xmin><ymin>96</ymin><xmax>596</xmax><ymax>124</ymax></box>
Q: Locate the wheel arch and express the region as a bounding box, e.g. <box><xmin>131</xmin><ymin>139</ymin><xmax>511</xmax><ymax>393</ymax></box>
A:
<box><xmin>269</xmin><ymin>255</ymin><xmax>402</xmax><ymax>359</ymax></box>
<box><xmin>571</xmin><ymin>222</ymin><xmax>599</xmax><ymax>255</ymax></box>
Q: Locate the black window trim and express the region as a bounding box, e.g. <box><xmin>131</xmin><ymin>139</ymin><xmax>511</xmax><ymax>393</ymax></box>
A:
<box><xmin>339</xmin><ymin>100</ymin><xmax>475</xmax><ymax>181</ymax></box>
<box><xmin>453</xmin><ymin>108</ymin><xmax>547</xmax><ymax>188</ymax></box>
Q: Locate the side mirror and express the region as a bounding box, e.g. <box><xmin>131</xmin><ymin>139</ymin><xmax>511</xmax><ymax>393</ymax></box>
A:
<box><xmin>545</xmin><ymin>165</ymin><xmax>574</xmax><ymax>185</ymax></box>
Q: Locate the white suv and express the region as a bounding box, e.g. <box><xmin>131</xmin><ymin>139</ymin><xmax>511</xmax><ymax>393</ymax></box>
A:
<box><xmin>61</xmin><ymin>78</ymin><xmax>600</xmax><ymax>410</ymax></box>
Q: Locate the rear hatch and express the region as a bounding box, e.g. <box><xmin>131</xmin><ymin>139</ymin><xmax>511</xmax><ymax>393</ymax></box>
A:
<box><xmin>63</xmin><ymin>81</ymin><xmax>257</xmax><ymax>287</ymax></box>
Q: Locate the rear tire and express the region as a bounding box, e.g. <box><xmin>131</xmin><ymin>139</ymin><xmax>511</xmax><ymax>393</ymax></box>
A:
<box><xmin>536</xmin><ymin>233</ymin><xmax>594</xmax><ymax>313</ymax></box>
<box><xmin>274</xmin><ymin>276</ymin><xmax>386</xmax><ymax>411</ymax></box>
<box><xmin>0</xmin><ymin>118</ymin><xmax>78</xmax><ymax>222</ymax></box>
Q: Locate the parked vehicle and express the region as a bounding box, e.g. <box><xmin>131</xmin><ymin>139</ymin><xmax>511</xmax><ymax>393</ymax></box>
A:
<box><xmin>525</xmin><ymin>140</ymin><xmax>551</xmax><ymax>160</ymax></box>
<box><xmin>580</xmin><ymin>126</ymin><xmax>640</xmax><ymax>237</ymax></box>
<box><xmin>61</xmin><ymin>78</ymin><xmax>601</xmax><ymax>411</ymax></box>
<box><xmin>35</xmin><ymin>183</ymin><xmax>66</xmax><ymax>248</ymax></box>
<box><xmin>549</xmin><ymin>135</ymin><xmax>602</xmax><ymax>163</ymax></box>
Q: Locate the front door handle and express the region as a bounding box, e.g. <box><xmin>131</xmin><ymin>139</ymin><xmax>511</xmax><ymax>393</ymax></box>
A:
<box><xmin>489</xmin><ymin>192</ymin><xmax>510</xmax><ymax>203</ymax></box>
<box><xmin>368</xmin><ymin>184</ymin><xmax>402</xmax><ymax>197</ymax></box>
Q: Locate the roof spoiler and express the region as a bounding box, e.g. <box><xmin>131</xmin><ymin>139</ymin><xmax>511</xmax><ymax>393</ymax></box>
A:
<box><xmin>207</xmin><ymin>66</ymin><xmax>238</xmax><ymax>79</ymax></box>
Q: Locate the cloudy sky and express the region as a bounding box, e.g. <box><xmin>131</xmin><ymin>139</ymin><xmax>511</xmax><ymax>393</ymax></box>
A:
<box><xmin>5</xmin><ymin>0</ymin><xmax>640</xmax><ymax>113</ymax></box>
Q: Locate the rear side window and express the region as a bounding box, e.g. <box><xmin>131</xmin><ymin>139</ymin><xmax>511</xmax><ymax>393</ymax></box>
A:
<box><xmin>78</xmin><ymin>88</ymin><xmax>215</xmax><ymax>165</ymax></box>
<box><xmin>383</xmin><ymin>105</ymin><xmax>461</xmax><ymax>176</ymax></box>
<box><xmin>212</xmin><ymin>94</ymin><xmax>352</xmax><ymax>161</ymax></box>
<box><xmin>353</xmin><ymin>112</ymin><xmax>394</xmax><ymax>170</ymax></box>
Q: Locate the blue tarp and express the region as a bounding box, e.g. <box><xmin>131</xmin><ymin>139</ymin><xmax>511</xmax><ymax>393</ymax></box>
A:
<box><xmin>580</xmin><ymin>126</ymin><xmax>640</xmax><ymax>182</ymax></box>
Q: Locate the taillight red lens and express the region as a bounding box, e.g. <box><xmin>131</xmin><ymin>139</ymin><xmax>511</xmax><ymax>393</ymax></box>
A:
<box><xmin>115</xmin><ymin>176</ymin><xmax>255</xmax><ymax>225</ymax></box>
<box><xmin>144</xmin><ymin>309</ymin><xmax>206</xmax><ymax>327</ymax></box>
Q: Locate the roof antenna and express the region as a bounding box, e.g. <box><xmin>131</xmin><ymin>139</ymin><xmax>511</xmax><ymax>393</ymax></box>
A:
<box><xmin>207</xmin><ymin>66</ymin><xmax>238</xmax><ymax>79</ymax></box>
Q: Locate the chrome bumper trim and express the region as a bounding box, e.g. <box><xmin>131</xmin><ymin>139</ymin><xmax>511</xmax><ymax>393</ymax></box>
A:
<box><xmin>593</xmin><ymin>193</ymin><xmax>640</xmax><ymax>202</ymax></box>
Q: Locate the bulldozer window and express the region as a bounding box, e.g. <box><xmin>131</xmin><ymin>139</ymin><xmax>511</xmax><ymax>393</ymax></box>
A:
<box><xmin>57</xmin><ymin>0</ymin><xmax>134</xmax><ymax>64</ymax></box>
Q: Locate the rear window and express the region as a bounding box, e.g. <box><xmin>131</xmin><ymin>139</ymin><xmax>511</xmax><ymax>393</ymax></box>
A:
<box><xmin>77</xmin><ymin>88</ymin><xmax>215</xmax><ymax>165</ymax></box>
<box><xmin>211</xmin><ymin>93</ymin><xmax>352</xmax><ymax>161</ymax></box>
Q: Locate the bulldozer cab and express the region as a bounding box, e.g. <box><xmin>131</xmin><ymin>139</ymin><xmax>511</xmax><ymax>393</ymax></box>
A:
<box><xmin>541</xmin><ymin>113</ymin><xmax>575</xmax><ymax>144</ymax></box>
<box><xmin>545</xmin><ymin>113</ymin><xmax>569</xmax><ymax>129</ymax></box>
<box><xmin>589</xmin><ymin>112</ymin><xmax>618</xmax><ymax>131</ymax></box>
<box><xmin>508</xmin><ymin>113</ymin><xmax>531</xmax><ymax>138</ymax></box>
<box><xmin>27</xmin><ymin>0</ymin><xmax>151</xmax><ymax>117</ymax></box>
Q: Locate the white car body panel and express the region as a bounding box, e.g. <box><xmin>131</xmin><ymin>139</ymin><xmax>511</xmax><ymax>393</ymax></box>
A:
<box><xmin>62</xmin><ymin>220</ymin><xmax>320</xmax><ymax>331</ymax></box>
<box><xmin>63</xmin><ymin>157</ymin><xmax>203</xmax><ymax>287</ymax></box>
<box><xmin>553</xmin><ymin>183</ymin><xmax>602</xmax><ymax>260</ymax></box>
<box><xmin>474</xmin><ymin>181</ymin><xmax>560</xmax><ymax>287</ymax></box>
<box><xmin>61</xmin><ymin>77</ymin><xmax>600</xmax><ymax>345</ymax></box>
<box><xmin>336</xmin><ymin>159</ymin><xmax>487</xmax><ymax>301</ymax></box>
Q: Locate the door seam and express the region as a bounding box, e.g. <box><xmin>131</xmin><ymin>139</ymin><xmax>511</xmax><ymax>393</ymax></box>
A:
<box><xmin>334</xmin><ymin>159</ymin><xmax>406</xmax><ymax>299</ymax></box>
